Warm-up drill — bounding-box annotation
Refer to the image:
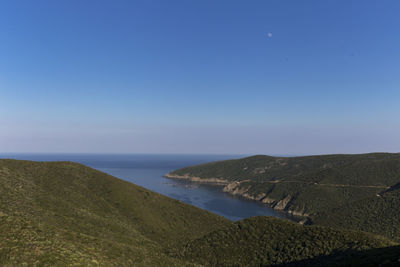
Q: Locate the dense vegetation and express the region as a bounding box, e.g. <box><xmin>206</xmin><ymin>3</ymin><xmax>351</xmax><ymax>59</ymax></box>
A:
<box><xmin>312</xmin><ymin>186</ymin><xmax>400</xmax><ymax>242</ymax></box>
<box><xmin>168</xmin><ymin>153</ymin><xmax>400</xmax><ymax>231</ymax></box>
<box><xmin>1</xmin><ymin>159</ymin><xmax>399</xmax><ymax>266</ymax></box>
<box><xmin>0</xmin><ymin>159</ymin><xmax>230</xmax><ymax>266</ymax></box>
<box><xmin>181</xmin><ymin>216</ymin><xmax>395</xmax><ymax>266</ymax></box>
<box><xmin>279</xmin><ymin>245</ymin><xmax>400</xmax><ymax>266</ymax></box>
<box><xmin>170</xmin><ymin>153</ymin><xmax>400</xmax><ymax>186</ymax></box>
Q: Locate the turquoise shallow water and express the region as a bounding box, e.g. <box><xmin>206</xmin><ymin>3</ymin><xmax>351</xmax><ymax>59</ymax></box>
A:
<box><xmin>0</xmin><ymin>153</ymin><xmax>282</xmax><ymax>221</ymax></box>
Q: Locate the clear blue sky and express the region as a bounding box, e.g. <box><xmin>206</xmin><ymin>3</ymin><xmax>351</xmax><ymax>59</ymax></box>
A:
<box><xmin>1</xmin><ymin>0</ymin><xmax>399</xmax><ymax>154</ymax></box>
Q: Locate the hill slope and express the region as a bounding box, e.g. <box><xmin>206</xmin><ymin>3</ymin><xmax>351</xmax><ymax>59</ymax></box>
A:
<box><xmin>167</xmin><ymin>153</ymin><xmax>400</xmax><ymax>219</ymax></box>
<box><xmin>1</xmin><ymin>159</ymin><xmax>398</xmax><ymax>266</ymax></box>
<box><xmin>277</xmin><ymin>245</ymin><xmax>400</xmax><ymax>266</ymax></box>
<box><xmin>180</xmin><ymin>216</ymin><xmax>396</xmax><ymax>266</ymax></box>
<box><xmin>312</xmin><ymin>185</ymin><xmax>400</xmax><ymax>242</ymax></box>
<box><xmin>0</xmin><ymin>159</ymin><xmax>230</xmax><ymax>266</ymax></box>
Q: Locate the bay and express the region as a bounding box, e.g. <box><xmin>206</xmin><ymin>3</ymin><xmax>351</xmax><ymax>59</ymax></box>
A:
<box><xmin>0</xmin><ymin>153</ymin><xmax>282</xmax><ymax>221</ymax></box>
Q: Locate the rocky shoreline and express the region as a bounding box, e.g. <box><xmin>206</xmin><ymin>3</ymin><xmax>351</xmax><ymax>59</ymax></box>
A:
<box><xmin>165</xmin><ymin>173</ymin><xmax>309</xmax><ymax>223</ymax></box>
<box><xmin>164</xmin><ymin>173</ymin><xmax>230</xmax><ymax>185</ymax></box>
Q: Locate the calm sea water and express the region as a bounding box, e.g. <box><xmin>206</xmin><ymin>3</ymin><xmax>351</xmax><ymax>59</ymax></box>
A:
<box><xmin>0</xmin><ymin>153</ymin><xmax>281</xmax><ymax>221</ymax></box>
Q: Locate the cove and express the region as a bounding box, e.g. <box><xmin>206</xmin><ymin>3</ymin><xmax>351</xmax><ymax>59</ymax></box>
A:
<box><xmin>0</xmin><ymin>153</ymin><xmax>282</xmax><ymax>221</ymax></box>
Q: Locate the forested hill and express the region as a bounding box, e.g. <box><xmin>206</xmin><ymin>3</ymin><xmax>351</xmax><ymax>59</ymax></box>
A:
<box><xmin>312</xmin><ymin>184</ymin><xmax>400</xmax><ymax>242</ymax></box>
<box><xmin>180</xmin><ymin>216</ymin><xmax>396</xmax><ymax>266</ymax></box>
<box><xmin>167</xmin><ymin>153</ymin><xmax>400</xmax><ymax>241</ymax></box>
<box><xmin>168</xmin><ymin>153</ymin><xmax>400</xmax><ymax>186</ymax></box>
<box><xmin>0</xmin><ymin>159</ymin><xmax>230</xmax><ymax>266</ymax></box>
<box><xmin>1</xmin><ymin>159</ymin><xmax>398</xmax><ymax>266</ymax></box>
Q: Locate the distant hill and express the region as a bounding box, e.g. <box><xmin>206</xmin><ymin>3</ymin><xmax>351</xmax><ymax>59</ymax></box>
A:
<box><xmin>166</xmin><ymin>153</ymin><xmax>400</xmax><ymax>215</ymax></box>
<box><xmin>166</xmin><ymin>153</ymin><xmax>400</xmax><ymax>239</ymax></box>
<box><xmin>180</xmin><ymin>216</ymin><xmax>396</xmax><ymax>266</ymax></box>
<box><xmin>1</xmin><ymin>159</ymin><xmax>398</xmax><ymax>266</ymax></box>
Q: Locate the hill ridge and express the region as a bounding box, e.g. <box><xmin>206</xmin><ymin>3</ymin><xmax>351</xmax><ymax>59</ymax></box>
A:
<box><xmin>1</xmin><ymin>158</ymin><xmax>399</xmax><ymax>266</ymax></box>
<box><xmin>167</xmin><ymin>153</ymin><xmax>400</xmax><ymax>239</ymax></box>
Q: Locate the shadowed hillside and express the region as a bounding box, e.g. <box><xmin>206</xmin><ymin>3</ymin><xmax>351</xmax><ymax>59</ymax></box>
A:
<box><xmin>180</xmin><ymin>216</ymin><xmax>396</xmax><ymax>266</ymax></box>
<box><xmin>276</xmin><ymin>245</ymin><xmax>400</xmax><ymax>266</ymax></box>
<box><xmin>312</xmin><ymin>185</ymin><xmax>400</xmax><ymax>242</ymax></box>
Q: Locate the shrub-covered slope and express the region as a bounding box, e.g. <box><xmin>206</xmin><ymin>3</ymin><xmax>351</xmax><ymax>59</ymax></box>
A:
<box><xmin>0</xmin><ymin>159</ymin><xmax>230</xmax><ymax>266</ymax></box>
<box><xmin>1</xmin><ymin>159</ymin><xmax>398</xmax><ymax>266</ymax></box>
<box><xmin>167</xmin><ymin>153</ymin><xmax>400</xmax><ymax>218</ymax></box>
<box><xmin>180</xmin><ymin>216</ymin><xmax>396</xmax><ymax>266</ymax></box>
<box><xmin>312</xmin><ymin>185</ymin><xmax>400</xmax><ymax>242</ymax></box>
<box><xmin>169</xmin><ymin>153</ymin><xmax>400</xmax><ymax>185</ymax></box>
<box><xmin>277</xmin><ymin>245</ymin><xmax>400</xmax><ymax>266</ymax></box>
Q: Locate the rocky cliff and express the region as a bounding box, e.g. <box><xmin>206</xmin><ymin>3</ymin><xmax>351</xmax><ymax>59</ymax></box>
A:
<box><xmin>165</xmin><ymin>173</ymin><xmax>309</xmax><ymax>218</ymax></box>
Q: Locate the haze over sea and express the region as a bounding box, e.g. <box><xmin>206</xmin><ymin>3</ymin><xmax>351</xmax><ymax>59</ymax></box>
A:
<box><xmin>2</xmin><ymin>1</ymin><xmax>400</xmax><ymax>156</ymax></box>
<box><xmin>0</xmin><ymin>153</ymin><xmax>281</xmax><ymax>221</ymax></box>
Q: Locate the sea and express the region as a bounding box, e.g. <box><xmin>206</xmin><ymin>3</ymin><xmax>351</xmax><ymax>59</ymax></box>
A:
<box><xmin>0</xmin><ymin>153</ymin><xmax>281</xmax><ymax>221</ymax></box>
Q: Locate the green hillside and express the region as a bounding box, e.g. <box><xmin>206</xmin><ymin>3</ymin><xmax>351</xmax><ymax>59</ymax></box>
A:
<box><xmin>0</xmin><ymin>159</ymin><xmax>230</xmax><ymax>266</ymax></box>
<box><xmin>1</xmin><ymin>158</ymin><xmax>398</xmax><ymax>266</ymax></box>
<box><xmin>278</xmin><ymin>245</ymin><xmax>400</xmax><ymax>266</ymax></box>
<box><xmin>169</xmin><ymin>153</ymin><xmax>400</xmax><ymax>185</ymax></box>
<box><xmin>167</xmin><ymin>153</ymin><xmax>400</xmax><ymax>218</ymax></box>
<box><xmin>312</xmin><ymin>185</ymin><xmax>400</xmax><ymax>242</ymax></box>
<box><xmin>180</xmin><ymin>216</ymin><xmax>396</xmax><ymax>266</ymax></box>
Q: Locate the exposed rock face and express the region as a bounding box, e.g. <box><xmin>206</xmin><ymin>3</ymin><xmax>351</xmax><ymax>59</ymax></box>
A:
<box><xmin>274</xmin><ymin>195</ymin><xmax>292</xmax><ymax>211</ymax></box>
<box><xmin>223</xmin><ymin>181</ymin><xmax>255</xmax><ymax>201</ymax></box>
<box><xmin>261</xmin><ymin>197</ymin><xmax>276</xmax><ymax>205</ymax></box>
<box><xmin>165</xmin><ymin>174</ymin><xmax>309</xmax><ymax>218</ymax></box>
<box><xmin>223</xmin><ymin>182</ymin><xmax>249</xmax><ymax>195</ymax></box>
<box><xmin>164</xmin><ymin>173</ymin><xmax>229</xmax><ymax>185</ymax></box>
<box><xmin>287</xmin><ymin>207</ymin><xmax>309</xmax><ymax>217</ymax></box>
<box><xmin>254</xmin><ymin>193</ymin><xmax>266</xmax><ymax>201</ymax></box>
<box><xmin>223</xmin><ymin>181</ymin><xmax>240</xmax><ymax>192</ymax></box>
<box><xmin>232</xmin><ymin>186</ymin><xmax>250</xmax><ymax>196</ymax></box>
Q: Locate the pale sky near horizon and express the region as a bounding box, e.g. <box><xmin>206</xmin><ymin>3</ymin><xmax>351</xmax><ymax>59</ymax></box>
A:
<box><xmin>1</xmin><ymin>0</ymin><xmax>400</xmax><ymax>155</ymax></box>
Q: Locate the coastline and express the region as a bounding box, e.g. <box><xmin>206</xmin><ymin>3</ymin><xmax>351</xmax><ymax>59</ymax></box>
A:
<box><xmin>164</xmin><ymin>173</ymin><xmax>230</xmax><ymax>185</ymax></box>
<box><xmin>164</xmin><ymin>173</ymin><xmax>310</xmax><ymax>224</ymax></box>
